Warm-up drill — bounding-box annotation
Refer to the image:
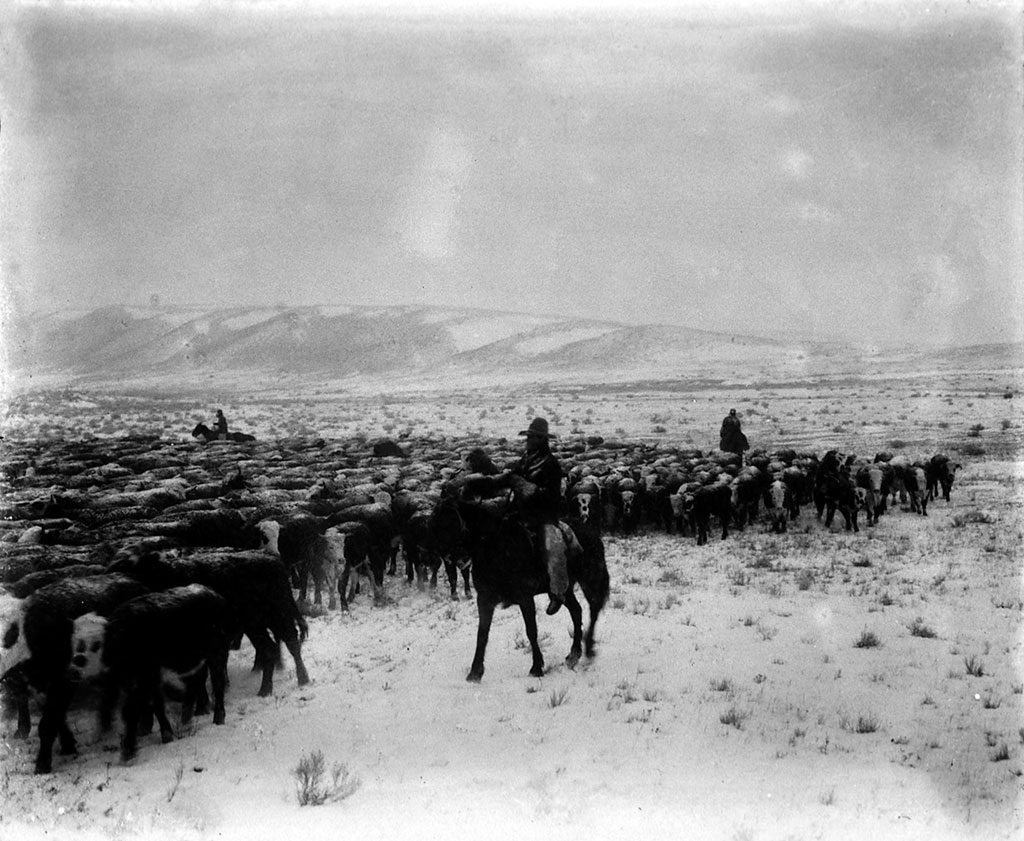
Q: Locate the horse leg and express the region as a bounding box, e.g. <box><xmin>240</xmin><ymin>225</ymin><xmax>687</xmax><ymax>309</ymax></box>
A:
<box><xmin>519</xmin><ymin>599</ymin><xmax>545</xmax><ymax>678</ymax></box>
<box><xmin>562</xmin><ymin>589</ymin><xmax>584</xmax><ymax>670</ymax></box>
<box><xmin>467</xmin><ymin>597</ymin><xmax>495</xmax><ymax>682</ymax></box>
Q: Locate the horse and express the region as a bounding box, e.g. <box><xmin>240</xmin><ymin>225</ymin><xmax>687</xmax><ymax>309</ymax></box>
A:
<box><xmin>191</xmin><ymin>423</ymin><xmax>256</xmax><ymax>443</ymax></box>
<box><xmin>432</xmin><ymin>483</ymin><xmax>609</xmax><ymax>682</ymax></box>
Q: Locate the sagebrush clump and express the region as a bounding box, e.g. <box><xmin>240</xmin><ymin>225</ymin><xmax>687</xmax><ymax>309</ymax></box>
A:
<box><xmin>294</xmin><ymin>750</ymin><xmax>360</xmax><ymax>806</ymax></box>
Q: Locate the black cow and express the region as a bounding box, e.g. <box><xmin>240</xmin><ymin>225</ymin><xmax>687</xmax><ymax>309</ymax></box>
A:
<box><xmin>108</xmin><ymin>549</ymin><xmax>309</xmax><ymax>697</ymax></box>
<box><xmin>686</xmin><ymin>483</ymin><xmax>732</xmax><ymax>545</ymax></box>
<box><xmin>926</xmin><ymin>454</ymin><xmax>961</xmax><ymax>503</ymax></box>
<box><xmin>817</xmin><ymin>471</ymin><xmax>860</xmax><ymax>533</ymax></box>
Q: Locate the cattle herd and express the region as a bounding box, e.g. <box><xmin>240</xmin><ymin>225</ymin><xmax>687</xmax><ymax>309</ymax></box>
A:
<box><xmin>0</xmin><ymin>429</ymin><xmax>963</xmax><ymax>776</ymax></box>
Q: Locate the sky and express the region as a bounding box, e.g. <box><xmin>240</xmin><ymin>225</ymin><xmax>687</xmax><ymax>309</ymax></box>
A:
<box><xmin>1</xmin><ymin>0</ymin><xmax>1022</xmax><ymax>346</ymax></box>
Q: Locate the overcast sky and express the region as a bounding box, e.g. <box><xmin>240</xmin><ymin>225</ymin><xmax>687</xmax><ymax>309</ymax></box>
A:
<box><xmin>2</xmin><ymin>0</ymin><xmax>1022</xmax><ymax>345</ymax></box>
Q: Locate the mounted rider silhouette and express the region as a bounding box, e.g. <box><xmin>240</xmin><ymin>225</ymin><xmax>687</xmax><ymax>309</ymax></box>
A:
<box><xmin>502</xmin><ymin>417</ymin><xmax>570</xmax><ymax>616</ymax></box>
<box><xmin>214</xmin><ymin>409</ymin><xmax>228</xmax><ymax>441</ymax></box>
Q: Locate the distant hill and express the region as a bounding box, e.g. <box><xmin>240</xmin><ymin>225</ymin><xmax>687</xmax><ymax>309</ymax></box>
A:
<box><xmin>3</xmin><ymin>304</ymin><xmax>1020</xmax><ymax>394</ymax></box>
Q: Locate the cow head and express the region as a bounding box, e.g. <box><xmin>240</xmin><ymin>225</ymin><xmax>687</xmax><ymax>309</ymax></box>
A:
<box><xmin>256</xmin><ymin>520</ymin><xmax>281</xmax><ymax>556</ymax></box>
<box><xmin>574</xmin><ymin>492</ymin><xmax>593</xmax><ymax>523</ymax></box>
<box><xmin>0</xmin><ymin>596</ymin><xmax>29</xmax><ymax>678</ymax></box>
<box><xmin>940</xmin><ymin>463</ymin><xmax>962</xmax><ymax>500</ymax></box>
<box><xmin>69</xmin><ymin>613</ymin><xmax>107</xmax><ymax>681</ymax></box>
<box><xmin>854</xmin><ymin>487</ymin><xmax>869</xmax><ymax>509</ymax></box>
<box><xmin>620</xmin><ymin>490</ymin><xmax>636</xmax><ymax>519</ymax></box>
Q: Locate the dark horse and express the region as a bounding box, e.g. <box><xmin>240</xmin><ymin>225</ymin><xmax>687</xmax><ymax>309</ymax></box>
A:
<box><xmin>191</xmin><ymin>423</ymin><xmax>256</xmax><ymax>443</ymax></box>
<box><xmin>432</xmin><ymin>490</ymin><xmax>609</xmax><ymax>682</ymax></box>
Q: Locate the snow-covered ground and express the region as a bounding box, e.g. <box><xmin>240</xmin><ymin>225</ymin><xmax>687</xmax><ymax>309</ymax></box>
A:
<box><xmin>1</xmin><ymin>365</ymin><xmax>1022</xmax><ymax>841</ymax></box>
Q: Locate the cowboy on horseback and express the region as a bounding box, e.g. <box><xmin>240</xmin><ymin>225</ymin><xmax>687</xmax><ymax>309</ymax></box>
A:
<box><xmin>214</xmin><ymin>409</ymin><xmax>229</xmax><ymax>440</ymax></box>
<box><xmin>502</xmin><ymin>417</ymin><xmax>570</xmax><ymax>616</ymax></box>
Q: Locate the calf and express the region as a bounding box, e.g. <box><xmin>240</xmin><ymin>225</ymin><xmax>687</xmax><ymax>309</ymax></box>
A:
<box><xmin>686</xmin><ymin>482</ymin><xmax>732</xmax><ymax>545</ymax></box>
<box><xmin>323</xmin><ymin>524</ymin><xmax>382</xmax><ymax>609</ymax></box>
<box><xmin>765</xmin><ymin>479</ymin><xmax>790</xmax><ymax>534</ymax></box>
<box><xmin>926</xmin><ymin>454</ymin><xmax>961</xmax><ymax>503</ymax></box>
<box><xmin>730</xmin><ymin>467</ymin><xmax>766</xmax><ymax>530</ymax></box>
<box><xmin>256</xmin><ymin>515</ymin><xmax>331</xmax><ymax>604</ymax></box>
<box><xmin>905</xmin><ymin>464</ymin><xmax>929</xmax><ymax>515</ymax></box>
<box><xmin>855</xmin><ymin>464</ymin><xmax>888</xmax><ymax>526</ymax></box>
<box><xmin>71</xmin><ymin>584</ymin><xmax>231</xmax><ymax>762</ymax></box>
<box><xmin>0</xmin><ymin>574</ymin><xmax>150</xmax><ymax>773</ymax></box>
<box><xmin>327</xmin><ymin>502</ymin><xmax>399</xmax><ymax>581</ymax></box>
<box><xmin>817</xmin><ymin>472</ymin><xmax>860</xmax><ymax>533</ymax></box>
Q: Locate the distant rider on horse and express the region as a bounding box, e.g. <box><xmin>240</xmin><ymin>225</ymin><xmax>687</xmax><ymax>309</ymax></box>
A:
<box><xmin>719</xmin><ymin>408</ymin><xmax>749</xmax><ymax>464</ymax></box>
<box><xmin>214</xmin><ymin>409</ymin><xmax>228</xmax><ymax>440</ymax></box>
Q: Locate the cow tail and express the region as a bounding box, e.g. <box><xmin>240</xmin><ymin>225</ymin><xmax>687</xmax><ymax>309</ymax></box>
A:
<box><xmin>287</xmin><ymin>590</ymin><xmax>309</xmax><ymax>642</ymax></box>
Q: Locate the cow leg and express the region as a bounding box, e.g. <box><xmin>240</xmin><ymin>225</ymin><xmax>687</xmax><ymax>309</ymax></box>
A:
<box><xmin>182</xmin><ymin>667</ymin><xmax>209</xmax><ymax>722</ymax></box>
<box><xmin>16</xmin><ymin>697</ymin><xmax>31</xmax><ymax>740</ymax></box>
<box><xmin>519</xmin><ymin>599</ymin><xmax>545</xmax><ymax>678</ymax></box>
<box><xmin>720</xmin><ymin>512</ymin><xmax>730</xmax><ymax>541</ymax></box>
<box><xmin>404</xmin><ymin>546</ymin><xmax>416</xmax><ymax>584</ymax></box>
<box><xmin>825</xmin><ymin>503</ymin><xmax>836</xmax><ymax>528</ymax></box>
<box><xmin>247</xmin><ymin>628</ymin><xmax>277</xmax><ymax>697</ymax></box>
<box><xmin>563</xmin><ymin>589</ymin><xmax>584</xmax><ymax>670</ymax></box>
<box><xmin>338</xmin><ymin>563</ymin><xmax>352</xmax><ymax>610</ymax></box>
<box><xmin>367</xmin><ymin>568</ymin><xmax>384</xmax><ymax>606</ymax></box>
<box><xmin>370</xmin><ymin>549</ymin><xmax>387</xmax><ymax>589</ymax></box>
<box><xmin>120</xmin><ymin>686</ymin><xmax>147</xmax><ymax>762</ymax></box>
<box><xmin>312</xmin><ymin>567</ymin><xmax>324</xmax><ymax>606</ymax></box>
<box><xmin>276</xmin><ymin>623</ymin><xmax>310</xmax><ymax>688</ymax></box>
<box><xmin>209</xmin><ymin>649</ymin><xmax>228</xmax><ymax>725</ymax></box>
<box><xmin>443</xmin><ymin>557</ymin><xmax>459</xmax><ymax>600</ymax></box>
<box><xmin>323</xmin><ymin>559</ymin><xmax>338</xmax><ymax>610</ymax></box>
<box><xmin>152</xmin><ymin>688</ymin><xmax>175</xmax><ymax>745</ymax></box>
<box><xmin>35</xmin><ymin>680</ymin><xmax>75</xmax><ymax>774</ymax></box>
<box><xmin>467</xmin><ymin>597</ymin><xmax>496</xmax><ymax>682</ymax></box>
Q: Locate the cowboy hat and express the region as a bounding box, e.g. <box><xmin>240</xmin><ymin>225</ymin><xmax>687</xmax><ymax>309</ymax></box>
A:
<box><xmin>518</xmin><ymin>417</ymin><xmax>556</xmax><ymax>438</ymax></box>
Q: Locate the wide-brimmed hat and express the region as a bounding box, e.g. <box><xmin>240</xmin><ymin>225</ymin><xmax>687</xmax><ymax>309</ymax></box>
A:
<box><xmin>519</xmin><ymin>417</ymin><xmax>556</xmax><ymax>439</ymax></box>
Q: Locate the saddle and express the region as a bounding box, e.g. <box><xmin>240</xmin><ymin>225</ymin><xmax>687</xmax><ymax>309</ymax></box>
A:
<box><xmin>514</xmin><ymin>519</ymin><xmax>582</xmax><ymax>565</ymax></box>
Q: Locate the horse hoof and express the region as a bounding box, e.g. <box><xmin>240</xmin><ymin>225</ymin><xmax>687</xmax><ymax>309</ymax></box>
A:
<box><xmin>466</xmin><ymin>671</ymin><xmax>482</xmax><ymax>683</ymax></box>
<box><xmin>529</xmin><ymin>666</ymin><xmax>544</xmax><ymax>678</ymax></box>
<box><xmin>565</xmin><ymin>654</ymin><xmax>580</xmax><ymax>671</ymax></box>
